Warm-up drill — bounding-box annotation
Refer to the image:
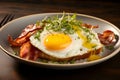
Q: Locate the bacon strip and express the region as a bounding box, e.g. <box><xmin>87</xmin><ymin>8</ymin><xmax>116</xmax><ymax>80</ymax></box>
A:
<box><xmin>98</xmin><ymin>30</ymin><xmax>115</xmax><ymax>45</ymax></box>
<box><xmin>18</xmin><ymin>24</ymin><xmax>41</xmax><ymax>38</ymax></box>
<box><xmin>20</xmin><ymin>41</ymin><xmax>40</xmax><ymax>60</ymax></box>
<box><xmin>8</xmin><ymin>30</ymin><xmax>36</xmax><ymax>46</ymax></box>
<box><xmin>8</xmin><ymin>25</ymin><xmax>42</xmax><ymax>46</ymax></box>
<box><xmin>82</xmin><ymin>23</ymin><xmax>99</xmax><ymax>29</ymax></box>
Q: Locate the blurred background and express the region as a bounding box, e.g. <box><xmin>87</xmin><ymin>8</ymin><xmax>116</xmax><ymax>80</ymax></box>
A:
<box><xmin>0</xmin><ymin>0</ymin><xmax>119</xmax><ymax>26</ymax></box>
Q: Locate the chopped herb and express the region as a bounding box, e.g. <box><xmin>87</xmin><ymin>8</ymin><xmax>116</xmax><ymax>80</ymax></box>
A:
<box><xmin>36</xmin><ymin>20</ymin><xmax>40</xmax><ymax>26</ymax></box>
<box><xmin>80</xmin><ymin>48</ymin><xmax>83</xmax><ymax>51</ymax></box>
<box><xmin>70</xmin><ymin>59</ymin><xmax>75</xmax><ymax>64</ymax></box>
<box><xmin>12</xmin><ymin>47</ymin><xmax>20</xmax><ymax>56</ymax></box>
<box><xmin>13</xmin><ymin>50</ymin><xmax>19</xmax><ymax>55</ymax></box>
<box><xmin>105</xmin><ymin>45</ymin><xmax>114</xmax><ymax>50</ymax></box>
<box><xmin>34</xmin><ymin>30</ymin><xmax>42</xmax><ymax>41</ymax></box>
<box><xmin>92</xmin><ymin>45</ymin><xmax>97</xmax><ymax>48</ymax></box>
<box><xmin>80</xmin><ymin>27</ymin><xmax>96</xmax><ymax>42</ymax></box>
<box><xmin>82</xmin><ymin>27</ymin><xmax>90</xmax><ymax>32</ymax></box>
<box><xmin>86</xmin><ymin>35</ymin><xmax>92</xmax><ymax>42</ymax></box>
<box><xmin>115</xmin><ymin>34</ymin><xmax>119</xmax><ymax>42</ymax></box>
<box><xmin>37</xmin><ymin>58</ymin><xmax>48</xmax><ymax>63</ymax></box>
<box><xmin>36</xmin><ymin>58</ymin><xmax>77</xmax><ymax>64</ymax></box>
<box><xmin>59</xmin><ymin>61</ymin><xmax>66</xmax><ymax>64</ymax></box>
<box><xmin>42</xmin><ymin>13</ymin><xmax>82</xmax><ymax>34</ymax></box>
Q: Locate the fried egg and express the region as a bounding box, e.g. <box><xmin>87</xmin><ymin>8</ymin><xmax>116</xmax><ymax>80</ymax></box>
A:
<box><xmin>30</xmin><ymin>27</ymin><xmax>102</xmax><ymax>59</ymax></box>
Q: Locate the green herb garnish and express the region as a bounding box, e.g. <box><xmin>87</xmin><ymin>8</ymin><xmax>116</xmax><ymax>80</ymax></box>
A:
<box><xmin>43</xmin><ymin>13</ymin><xmax>82</xmax><ymax>34</ymax></box>
<box><xmin>105</xmin><ymin>45</ymin><xmax>114</xmax><ymax>50</ymax></box>
<box><xmin>34</xmin><ymin>30</ymin><xmax>42</xmax><ymax>41</ymax></box>
<box><xmin>70</xmin><ymin>59</ymin><xmax>75</xmax><ymax>64</ymax></box>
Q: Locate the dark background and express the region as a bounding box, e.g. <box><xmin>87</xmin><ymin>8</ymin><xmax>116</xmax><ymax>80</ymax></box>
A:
<box><xmin>0</xmin><ymin>0</ymin><xmax>120</xmax><ymax>27</ymax></box>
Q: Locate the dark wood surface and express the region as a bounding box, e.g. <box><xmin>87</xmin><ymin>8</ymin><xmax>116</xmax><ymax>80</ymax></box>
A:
<box><xmin>0</xmin><ymin>0</ymin><xmax>120</xmax><ymax>80</ymax></box>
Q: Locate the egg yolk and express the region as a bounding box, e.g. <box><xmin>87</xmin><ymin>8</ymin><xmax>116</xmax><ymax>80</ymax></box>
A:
<box><xmin>87</xmin><ymin>50</ymin><xmax>101</xmax><ymax>61</ymax></box>
<box><xmin>44</xmin><ymin>33</ymin><xmax>72</xmax><ymax>50</ymax></box>
<box><xmin>87</xmin><ymin>54</ymin><xmax>101</xmax><ymax>61</ymax></box>
<box><xmin>73</xmin><ymin>26</ymin><xmax>97</xmax><ymax>49</ymax></box>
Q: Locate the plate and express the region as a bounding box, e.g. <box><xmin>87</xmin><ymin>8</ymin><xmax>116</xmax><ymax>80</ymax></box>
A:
<box><xmin>0</xmin><ymin>13</ymin><xmax>120</xmax><ymax>69</ymax></box>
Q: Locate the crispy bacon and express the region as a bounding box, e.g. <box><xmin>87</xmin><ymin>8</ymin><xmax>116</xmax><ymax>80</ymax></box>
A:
<box><xmin>8</xmin><ymin>24</ymin><xmax>42</xmax><ymax>46</ymax></box>
<box><xmin>82</xmin><ymin>23</ymin><xmax>99</xmax><ymax>29</ymax></box>
<box><xmin>18</xmin><ymin>24</ymin><xmax>41</xmax><ymax>38</ymax></box>
<box><xmin>20</xmin><ymin>41</ymin><xmax>40</xmax><ymax>60</ymax></box>
<box><xmin>8</xmin><ymin>30</ymin><xmax>36</xmax><ymax>46</ymax></box>
<box><xmin>98</xmin><ymin>30</ymin><xmax>115</xmax><ymax>45</ymax></box>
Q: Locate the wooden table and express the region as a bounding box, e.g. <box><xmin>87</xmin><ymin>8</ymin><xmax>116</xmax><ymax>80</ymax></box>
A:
<box><xmin>0</xmin><ymin>0</ymin><xmax>120</xmax><ymax>80</ymax></box>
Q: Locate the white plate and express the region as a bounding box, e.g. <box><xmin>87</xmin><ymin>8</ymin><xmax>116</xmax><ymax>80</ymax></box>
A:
<box><xmin>0</xmin><ymin>13</ymin><xmax>120</xmax><ymax>69</ymax></box>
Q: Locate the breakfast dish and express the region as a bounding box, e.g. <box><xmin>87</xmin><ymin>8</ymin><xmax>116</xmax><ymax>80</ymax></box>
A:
<box><xmin>8</xmin><ymin>13</ymin><xmax>116</xmax><ymax>64</ymax></box>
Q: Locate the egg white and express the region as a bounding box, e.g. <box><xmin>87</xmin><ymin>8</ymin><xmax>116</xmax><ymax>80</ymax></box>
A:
<box><xmin>30</xmin><ymin>28</ymin><xmax>102</xmax><ymax>59</ymax></box>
